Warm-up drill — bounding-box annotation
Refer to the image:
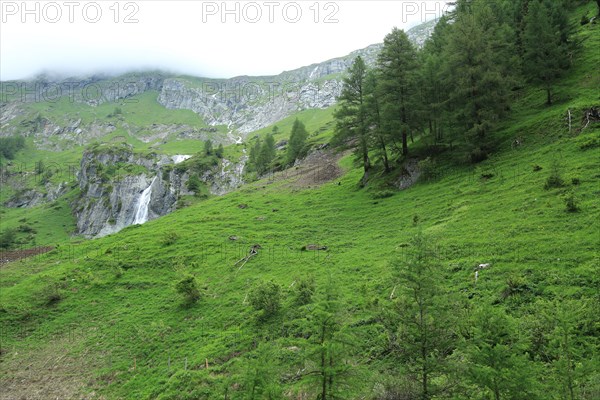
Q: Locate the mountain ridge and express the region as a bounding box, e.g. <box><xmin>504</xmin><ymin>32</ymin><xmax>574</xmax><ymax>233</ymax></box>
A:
<box><xmin>2</xmin><ymin>18</ymin><xmax>437</xmax><ymax>85</ymax></box>
<box><xmin>0</xmin><ymin>19</ymin><xmax>438</xmax><ymax>136</ymax></box>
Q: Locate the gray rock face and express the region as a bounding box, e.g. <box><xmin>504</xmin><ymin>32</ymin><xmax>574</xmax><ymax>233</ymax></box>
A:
<box><xmin>157</xmin><ymin>77</ymin><xmax>342</xmax><ymax>134</ymax></box>
<box><xmin>74</xmin><ymin>144</ymin><xmax>246</xmax><ymax>238</ymax></box>
<box><xmin>4</xmin><ymin>182</ymin><xmax>68</xmax><ymax>208</ymax></box>
<box><xmin>0</xmin><ymin>102</ymin><xmax>24</xmax><ymax>129</ymax></box>
<box><xmin>406</xmin><ymin>18</ymin><xmax>439</xmax><ymax>49</ymax></box>
<box><xmin>395</xmin><ymin>159</ymin><xmax>421</xmax><ymax>190</ymax></box>
<box><xmin>203</xmin><ymin>151</ymin><xmax>248</xmax><ymax>196</ymax></box>
<box><xmin>74</xmin><ymin>145</ymin><xmax>190</xmax><ymax>237</ymax></box>
<box><xmin>1</xmin><ymin>74</ymin><xmax>165</xmax><ymax>106</ymax></box>
<box><xmin>154</xmin><ymin>20</ymin><xmax>437</xmax><ymax>135</ymax></box>
<box><xmin>1</xmin><ymin>19</ymin><xmax>437</xmax><ymax>144</ymax></box>
<box><xmin>153</xmin><ymin>46</ymin><xmax>378</xmax><ymax>134</ymax></box>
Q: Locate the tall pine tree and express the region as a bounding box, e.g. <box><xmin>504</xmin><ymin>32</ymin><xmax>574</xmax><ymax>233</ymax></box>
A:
<box><xmin>256</xmin><ymin>133</ymin><xmax>276</xmax><ymax>175</ymax></box>
<box><xmin>377</xmin><ymin>28</ymin><xmax>419</xmax><ymax>157</ymax></box>
<box><xmin>248</xmin><ymin>137</ymin><xmax>261</xmax><ymax>172</ymax></box>
<box><xmin>333</xmin><ymin>56</ymin><xmax>372</xmax><ymax>184</ymax></box>
<box><xmin>305</xmin><ymin>276</ymin><xmax>352</xmax><ymax>400</ymax></box>
<box><xmin>364</xmin><ymin>69</ymin><xmax>390</xmax><ymax>172</ymax></box>
<box><xmin>522</xmin><ymin>0</ymin><xmax>571</xmax><ymax>105</ymax></box>
<box><xmin>443</xmin><ymin>0</ymin><xmax>516</xmax><ymax>147</ymax></box>
<box><xmin>388</xmin><ymin>233</ymin><xmax>457</xmax><ymax>400</ymax></box>
<box><xmin>287</xmin><ymin>119</ymin><xmax>308</xmax><ymax>165</ymax></box>
<box><xmin>418</xmin><ymin>16</ymin><xmax>453</xmax><ymax>146</ymax></box>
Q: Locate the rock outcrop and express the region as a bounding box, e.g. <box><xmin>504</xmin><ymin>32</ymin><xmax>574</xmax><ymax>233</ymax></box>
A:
<box><xmin>4</xmin><ymin>182</ymin><xmax>69</xmax><ymax>208</ymax></box>
<box><xmin>74</xmin><ymin>143</ymin><xmax>189</xmax><ymax>237</ymax></box>
<box><xmin>74</xmin><ymin>143</ymin><xmax>246</xmax><ymax>237</ymax></box>
<box><xmin>1</xmin><ymin>19</ymin><xmax>438</xmax><ymax>143</ymax></box>
<box><xmin>157</xmin><ymin>77</ymin><xmax>341</xmax><ymax>134</ymax></box>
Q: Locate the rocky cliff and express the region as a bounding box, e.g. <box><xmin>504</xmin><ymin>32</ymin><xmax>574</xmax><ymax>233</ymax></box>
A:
<box><xmin>4</xmin><ymin>182</ymin><xmax>69</xmax><ymax>208</ymax></box>
<box><xmin>1</xmin><ymin>19</ymin><xmax>437</xmax><ymax>143</ymax></box>
<box><xmin>155</xmin><ymin>19</ymin><xmax>438</xmax><ymax>134</ymax></box>
<box><xmin>157</xmin><ymin>77</ymin><xmax>341</xmax><ymax>134</ymax></box>
<box><xmin>74</xmin><ymin>143</ymin><xmax>246</xmax><ymax>237</ymax></box>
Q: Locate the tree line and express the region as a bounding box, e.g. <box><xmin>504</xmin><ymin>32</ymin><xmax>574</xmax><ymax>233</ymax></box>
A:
<box><xmin>248</xmin><ymin>120</ymin><xmax>309</xmax><ymax>176</ymax></box>
<box><xmin>334</xmin><ymin>0</ymin><xmax>579</xmax><ymax>185</ymax></box>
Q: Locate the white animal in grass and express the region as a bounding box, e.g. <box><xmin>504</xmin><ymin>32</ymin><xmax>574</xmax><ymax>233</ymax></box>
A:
<box><xmin>474</xmin><ymin>263</ymin><xmax>491</xmax><ymax>282</ymax></box>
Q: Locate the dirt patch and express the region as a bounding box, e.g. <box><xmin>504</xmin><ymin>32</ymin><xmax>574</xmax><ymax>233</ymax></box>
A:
<box><xmin>302</xmin><ymin>244</ymin><xmax>328</xmax><ymax>251</ymax></box>
<box><xmin>0</xmin><ymin>246</ymin><xmax>54</xmax><ymax>266</ymax></box>
<box><xmin>0</xmin><ymin>337</ymin><xmax>100</xmax><ymax>400</ymax></box>
<box><xmin>265</xmin><ymin>149</ymin><xmax>347</xmax><ymax>189</ymax></box>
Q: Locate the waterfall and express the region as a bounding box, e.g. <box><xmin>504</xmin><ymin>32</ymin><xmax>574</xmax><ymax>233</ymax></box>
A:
<box><xmin>133</xmin><ymin>177</ymin><xmax>157</xmax><ymax>225</ymax></box>
<box><xmin>233</xmin><ymin>148</ymin><xmax>248</xmax><ymax>186</ymax></box>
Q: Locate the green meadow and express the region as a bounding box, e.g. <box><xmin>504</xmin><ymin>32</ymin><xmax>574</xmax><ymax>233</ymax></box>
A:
<box><xmin>0</xmin><ymin>2</ymin><xmax>599</xmax><ymax>398</ymax></box>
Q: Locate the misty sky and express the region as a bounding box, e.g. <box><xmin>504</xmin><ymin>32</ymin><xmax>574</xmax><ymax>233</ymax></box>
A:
<box><xmin>0</xmin><ymin>1</ymin><xmax>450</xmax><ymax>81</ymax></box>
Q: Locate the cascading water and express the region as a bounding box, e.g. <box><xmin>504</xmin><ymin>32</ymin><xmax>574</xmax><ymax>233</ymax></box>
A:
<box><xmin>133</xmin><ymin>176</ymin><xmax>157</xmax><ymax>225</ymax></box>
<box><xmin>233</xmin><ymin>148</ymin><xmax>247</xmax><ymax>187</ymax></box>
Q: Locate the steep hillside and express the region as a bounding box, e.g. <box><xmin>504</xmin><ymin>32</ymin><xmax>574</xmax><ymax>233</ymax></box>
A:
<box><xmin>1</xmin><ymin>3</ymin><xmax>599</xmax><ymax>399</ymax></box>
<box><xmin>2</xmin><ymin>111</ymin><xmax>598</xmax><ymax>398</ymax></box>
<box><xmin>0</xmin><ymin>19</ymin><xmax>438</xmax><ymax>246</ymax></box>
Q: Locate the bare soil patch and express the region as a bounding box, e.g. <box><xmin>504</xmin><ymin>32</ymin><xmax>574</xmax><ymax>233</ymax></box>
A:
<box><xmin>0</xmin><ymin>337</ymin><xmax>100</xmax><ymax>400</ymax></box>
<box><xmin>0</xmin><ymin>247</ymin><xmax>54</xmax><ymax>266</ymax></box>
<box><xmin>265</xmin><ymin>149</ymin><xmax>347</xmax><ymax>189</ymax></box>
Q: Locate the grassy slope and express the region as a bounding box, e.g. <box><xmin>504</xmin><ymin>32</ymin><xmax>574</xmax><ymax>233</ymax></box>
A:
<box><xmin>1</xmin><ymin>4</ymin><xmax>599</xmax><ymax>398</ymax></box>
<box><xmin>0</xmin><ymin>88</ymin><xmax>232</xmax><ymax>246</ymax></box>
<box><xmin>1</xmin><ymin>79</ymin><xmax>337</xmax><ymax>247</ymax></box>
<box><xmin>21</xmin><ymin>90</ymin><xmax>227</xmax><ymax>152</ymax></box>
<box><xmin>0</xmin><ymin>140</ymin><xmax>84</xmax><ymax>245</ymax></box>
<box><xmin>248</xmin><ymin>107</ymin><xmax>336</xmax><ymax>144</ymax></box>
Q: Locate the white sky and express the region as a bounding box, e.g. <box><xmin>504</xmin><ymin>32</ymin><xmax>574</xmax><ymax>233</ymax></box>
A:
<box><xmin>0</xmin><ymin>1</ymin><xmax>451</xmax><ymax>81</ymax></box>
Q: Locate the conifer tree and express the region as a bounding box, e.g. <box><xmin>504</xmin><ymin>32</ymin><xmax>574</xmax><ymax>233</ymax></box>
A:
<box><xmin>333</xmin><ymin>56</ymin><xmax>372</xmax><ymax>184</ymax></box>
<box><xmin>287</xmin><ymin>119</ymin><xmax>308</xmax><ymax>165</ymax></box>
<box><xmin>377</xmin><ymin>28</ymin><xmax>419</xmax><ymax>157</ymax></box>
<box><xmin>522</xmin><ymin>0</ymin><xmax>571</xmax><ymax>105</ymax></box>
<box><xmin>204</xmin><ymin>139</ymin><xmax>213</xmax><ymax>155</ymax></box>
<box><xmin>248</xmin><ymin>138</ymin><xmax>261</xmax><ymax>172</ymax></box>
<box><xmin>443</xmin><ymin>0</ymin><xmax>516</xmax><ymax>144</ymax></box>
<box><xmin>418</xmin><ymin>16</ymin><xmax>452</xmax><ymax>146</ymax></box>
<box><xmin>256</xmin><ymin>133</ymin><xmax>276</xmax><ymax>175</ymax></box>
<box><xmin>364</xmin><ymin>69</ymin><xmax>390</xmax><ymax>173</ymax></box>
<box><xmin>305</xmin><ymin>276</ymin><xmax>351</xmax><ymax>400</ymax></box>
<box><xmin>215</xmin><ymin>143</ymin><xmax>224</xmax><ymax>158</ymax></box>
<box><xmin>388</xmin><ymin>233</ymin><xmax>457</xmax><ymax>400</ymax></box>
